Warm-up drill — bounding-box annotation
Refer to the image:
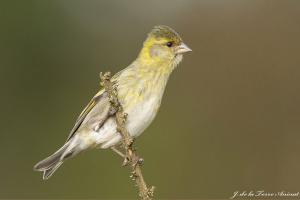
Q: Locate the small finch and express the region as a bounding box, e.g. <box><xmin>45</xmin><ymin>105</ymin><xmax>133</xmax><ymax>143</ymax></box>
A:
<box><xmin>34</xmin><ymin>25</ymin><xmax>192</xmax><ymax>179</ymax></box>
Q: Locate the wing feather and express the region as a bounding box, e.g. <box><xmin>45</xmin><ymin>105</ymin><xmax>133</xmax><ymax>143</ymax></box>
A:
<box><xmin>66</xmin><ymin>89</ymin><xmax>107</xmax><ymax>141</ymax></box>
<box><xmin>66</xmin><ymin>73</ymin><xmax>121</xmax><ymax>141</ymax></box>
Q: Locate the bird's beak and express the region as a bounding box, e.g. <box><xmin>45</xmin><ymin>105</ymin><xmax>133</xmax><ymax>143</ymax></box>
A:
<box><xmin>175</xmin><ymin>43</ymin><xmax>192</xmax><ymax>54</ymax></box>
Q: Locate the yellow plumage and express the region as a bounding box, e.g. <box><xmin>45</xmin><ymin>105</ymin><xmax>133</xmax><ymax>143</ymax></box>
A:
<box><xmin>34</xmin><ymin>25</ymin><xmax>191</xmax><ymax>180</ymax></box>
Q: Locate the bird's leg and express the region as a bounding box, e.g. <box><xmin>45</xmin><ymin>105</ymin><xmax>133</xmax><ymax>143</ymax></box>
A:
<box><xmin>111</xmin><ymin>146</ymin><xmax>126</xmax><ymax>158</ymax></box>
<box><xmin>111</xmin><ymin>146</ymin><xmax>132</xmax><ymax>166</ymax></box>
<box><xmin>111</xmin><ymin>145</ymin><xmax>135</xmax><ymax>166</ymax></box>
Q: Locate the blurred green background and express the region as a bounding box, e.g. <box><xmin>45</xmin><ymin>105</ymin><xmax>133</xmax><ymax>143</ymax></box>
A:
<box><xmin>0</xmin><ymin>0</ymin><xmax>300</xmax><ymax>199</ymax></box>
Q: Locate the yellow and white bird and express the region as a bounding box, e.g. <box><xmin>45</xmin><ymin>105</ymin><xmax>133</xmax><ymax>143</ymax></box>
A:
<box><xmin>34</xmin><ymin>25</ymin><xmax>192</xmax><ymax>180</ymax></box>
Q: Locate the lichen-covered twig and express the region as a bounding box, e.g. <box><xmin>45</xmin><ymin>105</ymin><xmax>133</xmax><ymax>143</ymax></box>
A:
<box><xmin>100</xmin><ymin>71</ymin><xmax>155</xmax><ymax>200</ymax></box>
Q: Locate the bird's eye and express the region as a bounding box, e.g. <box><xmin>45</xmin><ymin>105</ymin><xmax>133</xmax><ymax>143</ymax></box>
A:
<box><xmin>166</xmin><ymin>41</ymin><xmax>173</xmax><ymax>47</ymax></box>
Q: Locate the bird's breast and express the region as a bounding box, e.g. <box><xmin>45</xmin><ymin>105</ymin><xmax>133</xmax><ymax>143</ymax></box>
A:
<box><xmin>117</xmin><ymin>80</ymin><xmax>165</xmax><ymax>137</ymax></box>
<box><xmin>115</xmin><ymin>68</ymin><xmax>170</xmax><ymax>137</ymax></box>
<box><xmin>124</xmin><ymin>95</ymin><xmax>161</xmax><ymax>137</ymax></box>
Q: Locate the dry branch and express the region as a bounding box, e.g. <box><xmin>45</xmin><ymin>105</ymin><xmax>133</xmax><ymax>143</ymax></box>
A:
<box><xmin>100</xmin><ymin>71</ymin><xmax>155</xmax><ymax>200</ymax></box>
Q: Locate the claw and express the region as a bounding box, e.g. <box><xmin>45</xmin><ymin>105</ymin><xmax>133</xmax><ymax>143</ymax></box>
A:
<box><xmin>122</xmin><ymin>157</ymin><xmax>130</xmax><ymax>166</ymax></box>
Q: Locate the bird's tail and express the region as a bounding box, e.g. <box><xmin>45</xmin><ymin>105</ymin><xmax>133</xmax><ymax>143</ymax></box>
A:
<box><xmin>34</xmin><ymin>140</ymin><xmax>75</xmax><ymax>180</ymax></box>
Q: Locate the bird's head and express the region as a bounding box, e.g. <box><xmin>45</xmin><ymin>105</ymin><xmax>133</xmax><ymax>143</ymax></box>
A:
<box><xmin>138</xmin><ymin>25</ymin><xmax>192</xmax><ymax>67</ymax></box>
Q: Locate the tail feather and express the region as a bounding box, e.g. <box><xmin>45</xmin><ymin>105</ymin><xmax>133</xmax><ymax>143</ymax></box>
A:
<box><xmin>34</xmin><ymin>141</ymin><xmax>71</xmax><ymax>179</ymax></box>
<box><xmin>43</xmin><ymin>162</ymin><xmax>63</xmax><ymax>180</ymax></box>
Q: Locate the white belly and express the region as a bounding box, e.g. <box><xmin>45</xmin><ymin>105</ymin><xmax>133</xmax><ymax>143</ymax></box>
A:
<box><xmin>126</xmin><ymin>96</ymin><xmax>160</xmax><ymax>137</ymax></box>
<box><xmin>91</xmin><ymin>96</ymin><xmax>160</xmax><ymax>149</ymax></box>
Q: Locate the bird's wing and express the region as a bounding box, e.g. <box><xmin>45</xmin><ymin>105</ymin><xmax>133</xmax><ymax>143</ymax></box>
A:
<box><xmin>66</xmin><ymin>89</ymin><xmax>111</xmax><ymax>141</ymax></box>
<box><xmin>65</xmin><ymin>72</ymin><xmax>121</xmax><ymax>142</ymax></box>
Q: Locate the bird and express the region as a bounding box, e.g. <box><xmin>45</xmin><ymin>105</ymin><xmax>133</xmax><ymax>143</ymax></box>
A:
<box><xmin>34</xmin><ymin>25</ymin><xmax>192</xmax><ymax>180</ymax></box>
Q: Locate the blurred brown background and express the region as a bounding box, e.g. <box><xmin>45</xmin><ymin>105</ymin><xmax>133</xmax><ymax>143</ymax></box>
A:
<box><xmin>0</xmin><ymin>0</ymin><xmax>299</xmax><ymax>199</ymax></box>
